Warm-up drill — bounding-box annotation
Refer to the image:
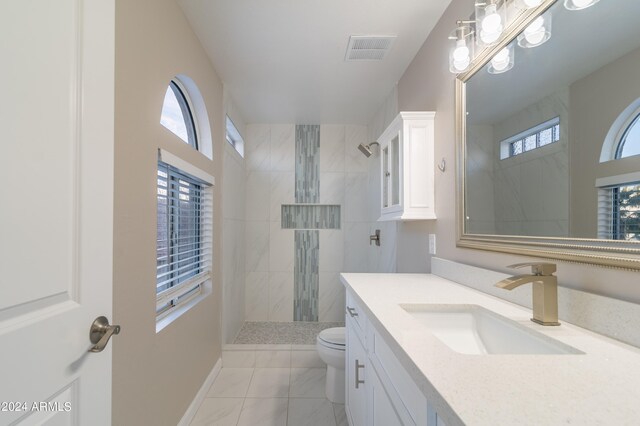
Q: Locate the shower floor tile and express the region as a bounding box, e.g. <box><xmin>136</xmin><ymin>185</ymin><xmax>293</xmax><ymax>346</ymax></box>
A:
<box><xmin>233</xmin><ymin>321</ymin><xmax>344</xmax><ymax>345</ymax></box>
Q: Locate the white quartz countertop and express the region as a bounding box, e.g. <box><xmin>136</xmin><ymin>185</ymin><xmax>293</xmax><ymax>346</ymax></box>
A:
<box><xmin>340</xmin><ymin>273</ymin><xmax>640</xmax><ymax>426</ymax></box>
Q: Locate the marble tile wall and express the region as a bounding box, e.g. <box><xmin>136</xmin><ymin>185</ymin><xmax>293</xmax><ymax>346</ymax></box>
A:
<box><xmin>295</xmin><ymin>125</ymin><xmax>320</xmax><ymax>203</ymax></box>
<box><xmin>281</xmin><ymin>205</ymin><xmax>341</xmax><ymax>229</ymax></box>
<box><xmin>466</xmin><ymin>124</ymin><xmax>496</xmax><ymax>235</ymax></box>
<box><xmin>365</xmin><ymin>87</ymin><xmax>399</xmax><ymax>273</ymax></box>
<box><xmin>292</xmin><ymin>125</ymin><xmax>321</xmax><ymax>321</ymax></box>
<box><xmin>492</xmin><ymin>89</ymin><xmax>570</xmax><ymax>237</ymax></box>
<box><xmin>244</xmin><ymin>123</ymin><xmax>371</xmax><ymax>322</ymax></box>
<box><xmin>223</xmin><ymin>143</ymin><xmax>247</xmax><ymax>343</ymax></box>
<box><xmin>294</xmin><ymin>230</ymin><xmax>319</xmax><ymax>321</ymax></box>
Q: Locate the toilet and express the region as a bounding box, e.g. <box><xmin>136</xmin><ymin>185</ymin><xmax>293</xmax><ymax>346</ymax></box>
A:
<box><xmin>316</xmin><ymin>327</ymin><xmax>346</xmax><ymax>403</ymax></box>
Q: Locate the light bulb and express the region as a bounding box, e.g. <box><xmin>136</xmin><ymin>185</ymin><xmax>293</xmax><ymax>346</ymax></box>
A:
<box><xmin>493</xmin><ymin>48</ymin><xmax>509</xmax><ymax>63</ymax></box>
<box><xmin>564</xmin><ymin>0</ymin><xmax>599</xmax><ymax>10</ymax></box>
<box><xmin>453</xmin><ymin>58</ymin><xmax>470</xmax><ymax>71</ymax></box>
<box><xmin>525</xmin><ymin>30</ymin><xmax>545</xmax><ymax>46</ymax></box>
<box><xmin>526</xmin><ymin>16</ymin><xmax>545</xmax><ymax>33</ymax></box>
<box><xmin>523</xmin><ymin>0</ymin><xmax>543</xmax><ymax>7</ymax></box>
<box><xmin>571</xmin><ymin>0</ymin><xmax>594</xmax><ymax>7</ymax></box>
<box><xmin>524</xmin><ymin>17</ymin><xmax>546</xmax><ymax>45</ymax></box>
<box><xmin>453</xmin><ymin>40</ymin><xmax>470</xmax><ymax>62</ymax></box>
<box><xmin>480</xmin><ymin>28</ymin><xmax>502</xmax><ymax>44</ymax></box>
<box><xmin>482</xmin><ymin>4</ymin><xmax>502</xmax><ymax>34</ymax></box>
<box><xmin>491</xmin><ymin>48</ymin><xmax>510</xmax><ymax>71</ymax></box>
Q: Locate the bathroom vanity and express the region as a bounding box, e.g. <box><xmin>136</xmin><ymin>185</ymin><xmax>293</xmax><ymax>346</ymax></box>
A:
<box><xmin>342</xmin><ymin>272</ymin><xmax>640</xmax><ymax>425</ymax></box>
<box><xmin>345</xmin><ymin>287</ymin><xmax>443</xmax><ymax>426</ymax></box>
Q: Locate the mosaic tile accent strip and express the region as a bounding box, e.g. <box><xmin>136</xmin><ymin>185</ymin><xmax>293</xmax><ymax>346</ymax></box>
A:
<box><xmin>281</xmin><ymin>205</ymin><xmax>341</xmax><ymax>230</ymax></box>
<box><xmin>233</xmin><ymin>321</ymin><xmax>345</xmax><ymax>344</ymax></box>
<box><xmin>294</xmin><ymin>230</ymin><xmax>319</xmax><ymax>321</ymax></box>
<box><xmin>295</xmin><ymin>125</ymin><xmax>320</xmax><ymax>203</ymax></box>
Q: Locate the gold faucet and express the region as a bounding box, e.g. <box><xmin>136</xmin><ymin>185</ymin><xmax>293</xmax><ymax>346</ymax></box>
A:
<box><xmin>495</xmin><ymin>262</ymin><xmax>560</xmax><ymax>326</ymax></box>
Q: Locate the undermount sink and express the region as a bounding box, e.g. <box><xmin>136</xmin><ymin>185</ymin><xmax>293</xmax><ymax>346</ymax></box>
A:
<box><xmin>400</xmin><ymin>304</ymin><xmax>583</xmax><ymax>355</ymax></box>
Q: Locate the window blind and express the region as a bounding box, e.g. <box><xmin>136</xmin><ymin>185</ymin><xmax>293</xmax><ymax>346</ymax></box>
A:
<box><xmin>597</xmin><ymin>188</ymin><xmax>613</xmax><ymax>239</ymax></box>
<box><xmin>597</xmin><ymin>183</ymin><xmax>640</xmax><ymax>241</ymax></box>
<box><xmin>156</xmin><ymin>161</ymin><xmax>212</xmax><ymax>316</ymax></box>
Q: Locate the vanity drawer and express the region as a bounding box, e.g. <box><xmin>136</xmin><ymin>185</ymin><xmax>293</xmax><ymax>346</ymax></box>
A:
<box><xmin>346</xmin><ymin>291</ymin><xmax>368</xmax><ymax>340</ymax></box>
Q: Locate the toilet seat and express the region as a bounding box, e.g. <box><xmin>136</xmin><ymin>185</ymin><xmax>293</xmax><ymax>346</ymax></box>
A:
<box><xmin>317</xmin><ymin>327</ymin><xmax>345</xmax><ymax>351</ymax></box>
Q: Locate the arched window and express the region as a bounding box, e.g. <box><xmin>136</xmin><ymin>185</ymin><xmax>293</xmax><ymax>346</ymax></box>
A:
<box><xmin>161</xmin><ymin>79</ymin><xmax>198</xmax><ymax>148</ymax></box>
<box><xmin>597</xmin><ymin>99</ymin><xmax>640</xmax><ymax>241</ymax></box>
<box><xmin>614</xmin><ymin>111</ymin><xmax>640</xmax><ymax>159</ymax></box>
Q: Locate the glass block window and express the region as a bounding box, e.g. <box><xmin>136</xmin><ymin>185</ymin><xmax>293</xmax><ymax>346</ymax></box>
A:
<box><xmin>226</xmin><ymin>115</ymin><xmax>245</xmax><ymax>157</ymax></box>
<box><xmin>500</xmin><ymin>117</ymin><xmax>560</xmax><ymax>159</ymax></box>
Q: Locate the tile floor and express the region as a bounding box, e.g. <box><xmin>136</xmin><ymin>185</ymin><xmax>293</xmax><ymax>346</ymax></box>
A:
<box><xmin>190</xmin><ymin>367</ymin><xmax>348</xmax><ymax>426</ymax></box>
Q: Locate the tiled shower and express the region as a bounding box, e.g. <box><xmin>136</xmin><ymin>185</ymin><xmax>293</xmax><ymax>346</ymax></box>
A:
<box><xmin>221</xmin><ymin>124</ymin><xmax>366</xmax><ymax>342</ymax></box>
<box><xmin>244</xmin><ymin>124</ymin><xmax>371</xmax><ymax>324</ymax></box>
<box><xmin>223</xmin><ymin>102</ymin><xmax>400</xmax><ymax>344</ymax></box>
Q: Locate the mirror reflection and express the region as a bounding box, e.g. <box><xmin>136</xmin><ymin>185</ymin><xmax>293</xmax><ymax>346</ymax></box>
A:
<box><xmin>465</xmin><ymin>0</ymin><xmax>640</xmax><ymax>241</ymax></box>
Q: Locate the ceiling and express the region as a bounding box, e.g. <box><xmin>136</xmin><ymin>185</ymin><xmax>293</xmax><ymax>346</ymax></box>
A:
<box><xmin>178</xmin><ymin>0</ymin><xmax>453</xmax><ymax>125</ymax></box>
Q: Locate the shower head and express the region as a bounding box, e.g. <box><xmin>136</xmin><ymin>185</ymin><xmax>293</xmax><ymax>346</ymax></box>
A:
<box><xmin>357</xmin><ymin>141</ymin><xmax>379</xmax><ymax>157</ymax></box>
<box><xmin>358</xmin><ymin>143</ymin><xmax>372</xmax><ymax>157</ymax></box>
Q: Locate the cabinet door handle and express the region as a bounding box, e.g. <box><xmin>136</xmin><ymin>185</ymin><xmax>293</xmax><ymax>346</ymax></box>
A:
<box><xmin>346</xmin><ymin>307</ymin><xmax>358</xmax><ymax>317</ymax></box>
<box><xmin>355</xmin><ymin>359</ymin><xmax>365</xmax><ymax>388</ymax></box>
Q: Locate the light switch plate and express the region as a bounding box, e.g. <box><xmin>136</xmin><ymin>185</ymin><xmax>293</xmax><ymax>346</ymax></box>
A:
<box><xmin>429</xmin><ymin>234</ymin><xmax>436</xmax><ymax>255</ymax></box>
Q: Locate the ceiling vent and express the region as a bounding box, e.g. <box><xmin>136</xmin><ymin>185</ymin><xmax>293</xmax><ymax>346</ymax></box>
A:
<box><xmin>345</xmin><ymin>35</ymin><xmax>396</xmax><ymax>61</ymax></box>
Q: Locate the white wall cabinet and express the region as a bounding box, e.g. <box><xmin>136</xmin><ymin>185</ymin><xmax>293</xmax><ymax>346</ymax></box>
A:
<box><xmin>378</xmin><ymin>111</ymin><xmax>436</xmax><ymax>221</ymax></box>
<box><xmin>346</xmin><ymin>288</ymin><xmax>446</xmax><ymax>426</ymax></box>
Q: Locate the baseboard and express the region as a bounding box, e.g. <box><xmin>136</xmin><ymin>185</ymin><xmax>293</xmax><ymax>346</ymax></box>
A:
<box><xmin>177</xmin><ymin>357</ymin><xmax>222</xmax><ymax>426</ymax></box>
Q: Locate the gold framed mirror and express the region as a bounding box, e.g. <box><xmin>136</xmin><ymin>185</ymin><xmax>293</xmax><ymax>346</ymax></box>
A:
<box><xmin>456</xmin><ymin>0</ymin><xmax>640</xmax><ymax>270</ymax></box>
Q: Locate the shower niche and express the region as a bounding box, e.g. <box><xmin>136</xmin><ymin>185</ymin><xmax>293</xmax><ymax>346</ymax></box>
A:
<box><xmin>377</xmin><ymin>111</ymin><xmax>437</xmax><ymax>221</ymax></box>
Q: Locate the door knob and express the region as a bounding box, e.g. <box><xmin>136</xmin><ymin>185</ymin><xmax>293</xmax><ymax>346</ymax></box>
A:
<box><xmin>88</xmin><ymin>316</ymin><xmax>121</xmax><ymax>353</ymax></box>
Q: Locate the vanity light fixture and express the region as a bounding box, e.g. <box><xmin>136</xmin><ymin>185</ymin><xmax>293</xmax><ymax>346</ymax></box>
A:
<box><xmin>448</xmin><ymin>21</ymin><xmax>475</xmax><ymax>73</ymax></box>
<box><xmin>517</xmin><ymin>14</ymin><xmax>552</xmax><ymax>48</ymax></box>
<box><xmin>517</xmin><ymin>0</ymin><xmax>543</xmax><ymax>8</ymax></box>
<box><xmin>448</xmin><ymin>0</ymin><xmax>600</xmax><ymax>75</ymax></box>
<box><xmin>488</xmin><ymin>44</ymin><xmax>514</xmax><ymax>74</ymax></box>
<box><xmin>475</xmin><ymin>0</ymin><xmax>506</xmax><ymax>45</ymax></box>
<box><xmin>564</xmin><ymin>0</ymin><xmax>600</xmax><ymax>10</ymax></box>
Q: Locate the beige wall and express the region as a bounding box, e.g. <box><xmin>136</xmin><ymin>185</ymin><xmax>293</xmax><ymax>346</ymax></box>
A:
<box><xmin>570</xmin><ymin>46</ymin><xmax>640</xmax><ymax>237</ymax></box>
<box><xmin>113</xmin><ymin>0</ymin><xmax>224</xmax><ymax>424</ymax></box>
<box><xmin>396</xmin><ymin>0</ymin><xmax>640</xmax><ymax>303</ymax></box>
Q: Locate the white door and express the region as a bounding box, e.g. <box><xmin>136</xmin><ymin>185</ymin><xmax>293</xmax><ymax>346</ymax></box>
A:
<box><xmin>0</xmin><ymin>0</ymin><xmax>115</xmax><ymax>425</ymax></box>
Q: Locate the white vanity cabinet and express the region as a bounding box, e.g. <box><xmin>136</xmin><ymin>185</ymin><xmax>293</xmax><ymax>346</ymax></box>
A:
<box><xmin>345</xmin><ymin>289</ymin><xmax>445</xmax><ymax>426</ymax></box>
<box><xmin>378</xmin><ymin>111</ymin><xmax>436</xmax><ymax>221</ymax></box>
<box><xmin>346</xmin><ymin>316</ymin><xmax>367</xmax><ymax>426</ymax></box>
<box><xmin>345</xmin><ymin>293</ymin><xmax>367</xmax><ymax>426</ymax></box>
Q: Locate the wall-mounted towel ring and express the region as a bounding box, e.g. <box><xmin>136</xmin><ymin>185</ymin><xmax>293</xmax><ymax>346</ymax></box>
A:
<box><xmin>437</xmin><ymin>158</ymin><xmax>446</xmax><ymax>172</ymax></box>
